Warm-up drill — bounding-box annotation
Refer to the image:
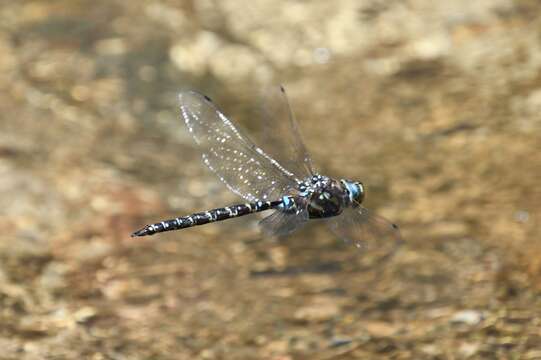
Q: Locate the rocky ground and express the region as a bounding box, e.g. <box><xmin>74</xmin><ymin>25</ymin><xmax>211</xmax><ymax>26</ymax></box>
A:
<box><xmin>0</xmin><ymin>0</ymin><xmax>540</xmax><ymax>359</ymax></box>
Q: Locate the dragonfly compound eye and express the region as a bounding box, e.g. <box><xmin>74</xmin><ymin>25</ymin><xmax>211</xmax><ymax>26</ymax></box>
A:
<box><xmin>340</xmin><ymin>179</ymin><xmax>365</xmax><ymax>204</ymax></box>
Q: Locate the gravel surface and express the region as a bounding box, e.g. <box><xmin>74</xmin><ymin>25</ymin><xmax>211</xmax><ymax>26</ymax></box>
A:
<box><xmin>0</xmin><ymin>1</ymin><xmax>540</xmax><ymax>359</ymax></box>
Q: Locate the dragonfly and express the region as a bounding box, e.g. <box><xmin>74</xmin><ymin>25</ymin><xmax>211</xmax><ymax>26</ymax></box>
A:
<box><xmin>132</xmin><ymin>86</ymin><xmax>402</xmax><ymax>259</ymax></box>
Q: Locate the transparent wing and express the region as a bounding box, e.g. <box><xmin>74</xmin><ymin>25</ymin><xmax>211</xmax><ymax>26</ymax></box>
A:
<box><xmin>259</xmin><ymin>206</ymin><xmax>309</xmax><ymax>237</ymax></box>
<box><xmin>255</xmin><ymin>85</ymin><xmax>314</xmax><ymax>179</ymax></box>
<box><xmin>179</xmin><ymin>91</ymin><xmax>299</xmax><ymax>202</ymax></box>
<box><xmin>327</xmin><ymin>205</ymin><xmax>403</xmax><ymax>264</ymax></box>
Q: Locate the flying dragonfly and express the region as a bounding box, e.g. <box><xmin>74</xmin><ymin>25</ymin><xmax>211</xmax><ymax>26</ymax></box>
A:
<box><xmin>132</xmin><ymin>86</ymin><xmax>402</xmax><ymax>259</ymax></box>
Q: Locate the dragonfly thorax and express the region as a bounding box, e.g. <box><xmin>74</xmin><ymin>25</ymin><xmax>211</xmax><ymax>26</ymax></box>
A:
<box><xmin>295</xmin><ymin>175</ymin><xmax>351</xmax><ymax>219</ymax></box>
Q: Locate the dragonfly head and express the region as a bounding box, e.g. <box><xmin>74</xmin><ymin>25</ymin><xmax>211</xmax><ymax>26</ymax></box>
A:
<box><xmin>340</xmin><ymin>179</ymin><xmax>365</xmax><ymax>204</ymax></box>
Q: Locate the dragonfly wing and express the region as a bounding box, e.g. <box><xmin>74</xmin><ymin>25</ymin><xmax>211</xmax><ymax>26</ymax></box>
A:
<box><xmin>259</xmin><ymin>206</ymin><xmax>309</xmax><ymax>237</ymax></box>
<box><xmin>326</xmin><ymin>205</ymin><xmax>403</xmax><ymax>263</ymax></box>
<box><xmin>255</xmin><ymin>85</ymin><xmax>314</xmax><ymax>178</ymax></box>
<box><xmin>179</xmin><ymin>91</ymin><xmax>299</xmax><ymax>202</ymax></box>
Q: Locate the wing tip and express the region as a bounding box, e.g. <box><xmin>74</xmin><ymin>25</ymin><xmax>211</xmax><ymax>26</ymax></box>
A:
<box><xmin>177</xmin><ymin>91</ymin><xmax>187</xmax><ymax>104</ymax></box>
<box><xmin>178</xmin><ymin>90</ymin><xmax>212</xmax><ymax>103</ymax></box>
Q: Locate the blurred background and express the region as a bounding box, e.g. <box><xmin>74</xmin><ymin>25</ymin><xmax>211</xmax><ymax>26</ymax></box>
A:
<box><xmin>0</xmin><ymin>0</ymin><xmax>540</xmax><ymax>359</ymax></box>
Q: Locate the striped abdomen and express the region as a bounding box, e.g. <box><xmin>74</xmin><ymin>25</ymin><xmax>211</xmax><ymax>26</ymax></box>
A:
<box><xmin>131</xmin><ymin>200</ymin><xmax>282</xmax><ymax>237</ymax></box>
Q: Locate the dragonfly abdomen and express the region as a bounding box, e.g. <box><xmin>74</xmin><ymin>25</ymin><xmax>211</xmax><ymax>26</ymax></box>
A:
<box><xmin>132</xmin><ymin>199</ymin><xmax>283</xmax><ymax>237</ymax></box>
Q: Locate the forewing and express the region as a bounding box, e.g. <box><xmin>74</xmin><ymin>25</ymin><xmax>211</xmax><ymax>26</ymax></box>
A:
<box><xmin>256</xmin><ymin>85</ymin><xmax>314</xmax><ymax>178</ymax></box>
<box><xmin>179</xmin><ymin>91</ymin><xmax>298</xmax><ymax>202</ymax></box>
<box><xmin>327</xmin><ymin>205</ymin><xmax>403</xmax><ymax>264</ymax></box>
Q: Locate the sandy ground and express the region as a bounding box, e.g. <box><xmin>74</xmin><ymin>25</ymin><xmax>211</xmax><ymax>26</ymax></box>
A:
<box><xmin>0</xmin><ymin>1</ymin><xmax>540</xmax><ymax>359</ymax></box>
